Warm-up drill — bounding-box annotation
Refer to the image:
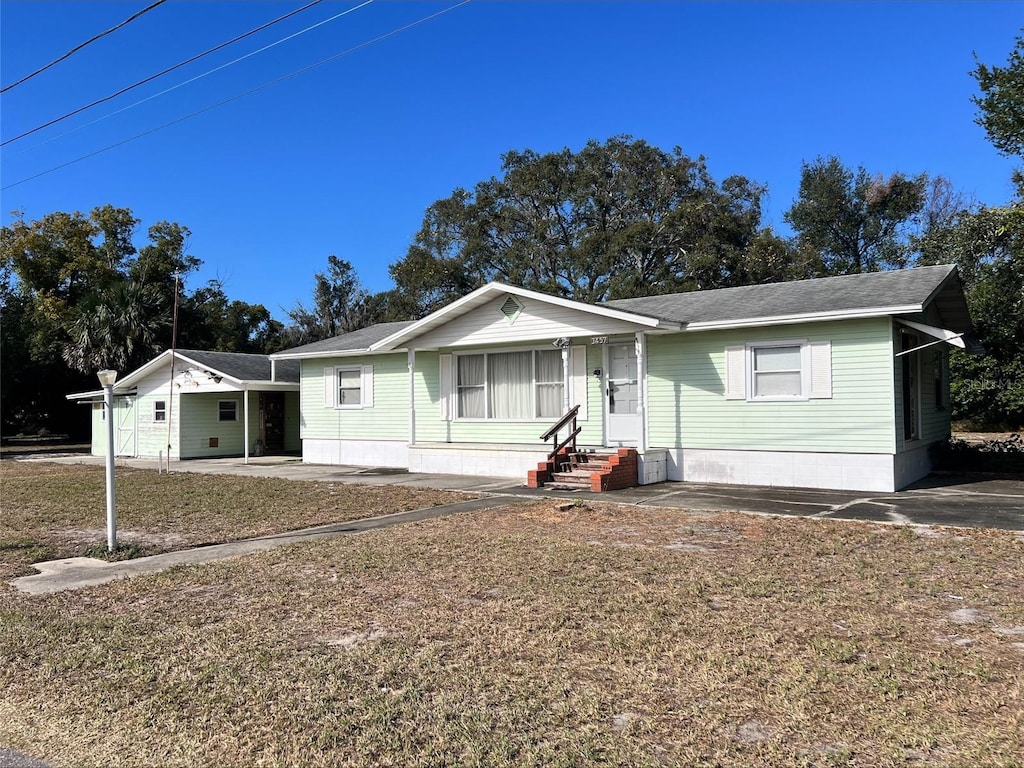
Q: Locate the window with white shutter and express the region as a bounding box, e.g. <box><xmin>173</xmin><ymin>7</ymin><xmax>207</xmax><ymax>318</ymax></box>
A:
<box><xmin>724</xmin><ymin>340</ymin><xmax>832</xmax><ymax>402</ymax></box>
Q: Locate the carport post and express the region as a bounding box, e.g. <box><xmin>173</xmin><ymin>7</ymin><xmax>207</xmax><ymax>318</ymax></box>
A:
<box><xmin>97</xmin><ymin>369</ymin><xmax>118</xmax><ymax>552</ymax></box>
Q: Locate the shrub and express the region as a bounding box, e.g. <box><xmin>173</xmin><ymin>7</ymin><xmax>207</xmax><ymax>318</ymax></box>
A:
<box><xmin>930</xmin><ymin>434</ymin><xmax>1024</xmax><ymax>474</ymax></box>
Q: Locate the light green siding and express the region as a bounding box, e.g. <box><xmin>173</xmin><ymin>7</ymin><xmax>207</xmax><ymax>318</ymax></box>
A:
<box><xmin>301</xmin><ymin>354</ymin><xmax>409</xmax><ymax>441</ymax></box>
<box><xmin>646</xmin><ymin>318</ymin><xmax>896</xmax><ymax>454</ymax></box>
<box><xmin>301</xmin><ymin>320</ymin><xmax>905</xmax><ymax>456</ymax></box>
<box><xmin>178</xmin><ymin>392</ymin><xmax>246</xmax><ymax>458</ymax></box>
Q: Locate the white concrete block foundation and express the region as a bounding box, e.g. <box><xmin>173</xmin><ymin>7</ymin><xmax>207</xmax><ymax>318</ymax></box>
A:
<box><xmin>665</xmin><ymin>448</ymin><xmax>903</xmax><ymax>492</ymax></box>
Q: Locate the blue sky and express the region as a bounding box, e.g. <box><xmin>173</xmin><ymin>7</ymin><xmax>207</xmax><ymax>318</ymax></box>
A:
<box><xmin>1</xmin><ymin>1</ymin><xmax>1019</xmax><ymax>320</ymax></box>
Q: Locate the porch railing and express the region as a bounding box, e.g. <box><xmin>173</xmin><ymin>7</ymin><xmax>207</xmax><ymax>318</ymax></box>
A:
<box><xmin>540</xmin><ymin>404</ymin><xmax>581</xmax><ymax>464</ymax></box>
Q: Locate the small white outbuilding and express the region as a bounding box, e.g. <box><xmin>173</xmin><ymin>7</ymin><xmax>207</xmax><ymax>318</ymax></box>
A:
<box><xmin>67</xmin><ymin>349</ymin><xmax>300</xmax><ymax>462</ymax></box>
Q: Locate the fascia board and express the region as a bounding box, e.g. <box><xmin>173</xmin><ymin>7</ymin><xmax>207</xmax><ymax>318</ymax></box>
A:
<box><xmin>683</xmin><ymin>305</ymin><xmax>924</xmax><ymax>331</ymax></box>
<box><xmin>66</xmin><ymin>389</ymin><xmax>106</xmax><ymax>401</ymax></box>
<box><xmin>237</xmin><ymin>381</ymin><xmax>301</xmax><ymax>390</ymax></box>
<box><xmin>496</xmin><ymin>283</ymin><xmax>672</xmax><ymax>327</ymax></box>
<box><xmin>919</xmin><ymin>265</ymin><xmax>958</xmax><ymax>308</ymax></box>
<box><xmin>270</xmin><ymin>347</ymin><xmax>395</xmax><ymax>361</ymax></box>
<box><xmin>369</xmin><ymin>282</ymin><xmax>672</xmax><ymax>352</ymax></box>
<box><xmin>368</xmin><ymin>283</ymin><xmax>506</xmax><ymax>352</ymax></box>
<box><xmin>113</xmin><ymin>350</ymin><xmax>173</xmax><ymax>388</ymax></box>
<box><xmin>116</xmin><ymin>350</ymin><xmax>246</xmax><ymax>388</ymax></box>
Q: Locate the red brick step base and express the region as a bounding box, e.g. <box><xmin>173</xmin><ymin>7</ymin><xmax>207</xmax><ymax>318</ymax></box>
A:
<box><xmin>527</xmin><ymin>448</ymin><xmax>639</xmax><ymax>492</ymax></box>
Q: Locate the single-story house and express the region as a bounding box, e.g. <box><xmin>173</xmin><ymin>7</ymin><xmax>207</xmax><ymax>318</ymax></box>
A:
<box><xmin>269</xmin><ymin>264</ymin><xmax>973</xmax><ymax>493</ymax></box>
<box><xmin>68</xmin><ymin>349</ymin><xmax>300</xmax><ymax>461</ymax></box>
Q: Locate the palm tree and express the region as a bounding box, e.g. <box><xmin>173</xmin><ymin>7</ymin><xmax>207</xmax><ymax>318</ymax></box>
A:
<box><xmin>62</xmin><ymin>279</ymin><xmax>169</xmax><ymax>374</ymax></box>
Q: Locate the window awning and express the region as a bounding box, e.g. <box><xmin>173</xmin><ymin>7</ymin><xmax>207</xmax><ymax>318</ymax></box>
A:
<box><xmin>895</xmin><ymin>319</ymin><xmax>966</xmax><ymax>357</ymax></box>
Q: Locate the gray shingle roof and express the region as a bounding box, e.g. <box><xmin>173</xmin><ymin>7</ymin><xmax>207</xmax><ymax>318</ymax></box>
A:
<box><xmin>272</xmin><ymin>321</ymin><xmax>414</xmax><ymax>357</ymax></box>
<box><xmin>176</xmin><ymin>350</ymin><xmax>299</xmax><ymax>383</ymax></box>
<box><xmin>605</xmin><ymin>265</ymin><xmax>962</xmax><ymax>326</ymax></box>
<box><xmin>270</xmin><ymin>266</ymin><xmax>970</xmax><ymax>360</ymax></box>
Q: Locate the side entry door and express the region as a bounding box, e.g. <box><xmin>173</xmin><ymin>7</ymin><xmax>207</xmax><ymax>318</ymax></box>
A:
<box><xmin>605</xmin><ymin>342</ymin><xmax>640</xmax><ymax>445</ymax></box>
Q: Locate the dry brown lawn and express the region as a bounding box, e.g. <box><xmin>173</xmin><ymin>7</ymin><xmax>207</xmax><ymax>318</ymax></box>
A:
<box><xmin>1</xmin><ymin>484</ymin><xmax>1022</xmax><ymax>767</ymax></box>
<box><xmin>0</xmin><ymin>461</ymin><xmax>469</xmax><ymax>579</ymax></box>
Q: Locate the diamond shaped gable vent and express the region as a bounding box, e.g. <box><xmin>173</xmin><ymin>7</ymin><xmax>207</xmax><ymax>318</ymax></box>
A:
<box><xmin>499</xmin><ymin>295</ymin><xmax>524</xmax><ymax>324</ymax></box>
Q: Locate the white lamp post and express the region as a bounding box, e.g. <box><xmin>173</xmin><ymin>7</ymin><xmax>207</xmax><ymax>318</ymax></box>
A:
<box><xmin>97</xmin><ymin>369</ymin><xmax>118</xmax><ymax>552</ymax></box>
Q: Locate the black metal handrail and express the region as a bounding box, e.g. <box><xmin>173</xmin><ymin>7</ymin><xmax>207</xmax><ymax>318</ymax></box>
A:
<box><xmin>540</xmin><ymin>404</ymin><xmax>581</xmax><ymax>462</ymax></box>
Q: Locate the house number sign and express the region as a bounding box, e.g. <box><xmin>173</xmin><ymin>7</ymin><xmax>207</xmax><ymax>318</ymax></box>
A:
<box><xmin>591</xmin><ymin>336</ymin><xmax>608</xmax><ymax>345</ymax></box>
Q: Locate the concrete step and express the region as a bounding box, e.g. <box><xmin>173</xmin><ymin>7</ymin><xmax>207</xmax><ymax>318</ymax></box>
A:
<box><xmin>551</xmin><ymin>471</ymin><xmax>593</xmax><ymax>488</ymax></box>
<box><xmin>571</xmin><ymin>460</ymin><xmax>612</xmax><ymax>471</ymax></box>
<box><xmin>569</xmin><ymin>452</ymin><xmax>617</xmax><ymax>465</ymax></box>
<box><xmin>545</xmin><ymin>482</ymin><xmax>591</xmax><ymax>491</ymax></box>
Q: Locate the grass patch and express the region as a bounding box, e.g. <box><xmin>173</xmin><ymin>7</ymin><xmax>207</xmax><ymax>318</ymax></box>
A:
<box><xmin>0</xmin><ymin>461</ymin><xmax>472</xmax><ymax>579</ymax></box>
<box><xmin>81</xmin><ymin>541</ymin><xmax>153</xmax><ymax>562</ymax></box>
<box><xmin>1</xmin><ymin>501</ymin><xmax>1021</xmax><ymax>767</ymax></box>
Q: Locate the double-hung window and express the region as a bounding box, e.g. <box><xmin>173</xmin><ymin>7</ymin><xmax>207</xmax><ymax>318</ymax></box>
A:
<box><xmin>751</xmin><ymin>345</ymin><xmax>803</xmax><ymax>399</ymax></box>
<box><xmin>154</xmin><ymin>400</ymin><xmax>167</xmax><ymax>422</ymax></box>
<box><xmin>457</xmin><ymin>355</ymin><xmax>486</xmax><ymax>418</ymax></box>
<box><xmin>534</xmin><ymin>349</ymin><xmax>564</xmax><ymax>418</ymax></box>
<box><xmin>218</xmin><ymin>400</ymin><xmax>238</xmax><ymax>422</ymax></box>
<box><xmin>337</xmin><ymin>368</ymin><xmax>362</xmax><ymax>407</ymax></box>
<box><xmin>725</xmin><ymin>340</ymin><xmax>832</xmax><ymax>402</ymax></box>
<box><xmin>324</xmin><ymin>365</ymin><xmax>373</xmax><ymax>410</ymax></box>
<box><xmin>456</xmin><ymin>349</ymin><xmax>564</xmax><ymax>419</ymax></box>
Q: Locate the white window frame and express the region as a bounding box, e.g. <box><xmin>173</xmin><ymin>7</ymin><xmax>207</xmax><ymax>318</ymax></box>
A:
<box><xmin>324</xmin><ymin>364</ymin><xmax>373</xmax><ymax>410</ymax></box>
<box><xmin>746</xmin><ymin>340</ymin><xmax>811</xmax><ymax>402</ymax></box>
<box><xmin>335</xmin><ymin>366</ymin><xmax>363</xmax><ymax>409</ymax></box>
<box><xmin>454</xmin><ymin>346</ymin><xmax>566</xmax><ymax>422</ymax></box>
<box><xmin>218</xmin><ymin>399</ymin><xmax>239</xmax><ymax>422</ymax></box>
<box><xmin>154</xmin><ymin>400</ymin><xmax>167</xmax><ymax>422</ymax></box>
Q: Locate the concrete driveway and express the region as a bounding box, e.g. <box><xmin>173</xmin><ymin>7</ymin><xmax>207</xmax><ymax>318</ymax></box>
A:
<box><xmin>540</xmin><ymin>474</ymin><xmax>1024</xmax><ymax>531</ymax></box>
<box><xmin>22</xmin><ymin>454</ymin><xmax>1024</xmax><ymax>531</ymax></box>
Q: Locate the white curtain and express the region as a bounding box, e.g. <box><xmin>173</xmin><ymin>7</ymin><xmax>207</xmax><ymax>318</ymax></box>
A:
<box><xmin>535</xmin><ymin>349</ymin><xmax>564</xmax><ymax>418</ymax></box>
<box><xmin>753</xmin><ymin>346</ymin><xmax>801</xmax><ymax>397</ymax></box>
<box><xmin>488</xmin><ymin>351</ymin><xmax>532</xmax><ymax>419</ymax></box>
<box><xmin>458</xmin><ymin>355</ymin><xmax>485</xmax><ymax>418</ymax></box>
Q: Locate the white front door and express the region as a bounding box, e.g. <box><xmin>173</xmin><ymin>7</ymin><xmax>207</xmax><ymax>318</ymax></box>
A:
<box><xmin>606</xmin><ymin>342</ymin><xmax>640</xmax><ymax>445</ymax></box>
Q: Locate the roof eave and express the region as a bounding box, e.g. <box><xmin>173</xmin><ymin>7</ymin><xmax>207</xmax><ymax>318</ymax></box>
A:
<box><xmin>369</xmin><ymin>282</ymin><xmax>673</xmax><ymax>352</ymax></box>
<box><xmin>66</xmin><ymin>389</ymin><xmax>106</xmax><ymax>401</ymax></box>
<box><xmin>684</xmin><ymin>304</ymin><xmax>924</xmax><ymax>331</ymax></box>
<box><xmin>270</xmin><ymin>347</ymin><xmax>399</xmax><ymax>360</ymax></box>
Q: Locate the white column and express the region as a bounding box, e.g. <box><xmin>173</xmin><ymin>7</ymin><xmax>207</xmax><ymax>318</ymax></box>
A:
<box><xmin>561</xmin><ymin>345</ymin><xmax>571</xmax><ymax>413</ymax></box>
<box><xmin>635</xmin><ymin>331</ymin><xmax>647</xmax><ymax>452</ymax></box>
<box><xmin>243</xmin><ymin>386</ymin><xmax>250</xmax><ymax>464</ymax></box>
<box><xmin>408</xmin><ymin>348</ymin><xmax>417</xmax><ymax>446</ymax></box>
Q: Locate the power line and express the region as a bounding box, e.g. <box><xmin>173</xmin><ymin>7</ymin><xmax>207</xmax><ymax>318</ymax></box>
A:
<box><xmin>7</xmin><ymin>0</ymin><xmax>373</xmax><ymax>152</ymax></box>
<box><xmin>1</xmin><ymin>1</ymin><xmax>472</xmax><ymax>192</ymax></box>
<box><xmin>1</xmin><ymin>0</ymin><xmax>169</xmax><ymax>94</ymax></box>
<box><xmin>1</xmin><ymin>0</ymin><xmax>329</xmax><ymax>147</ymax></box>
